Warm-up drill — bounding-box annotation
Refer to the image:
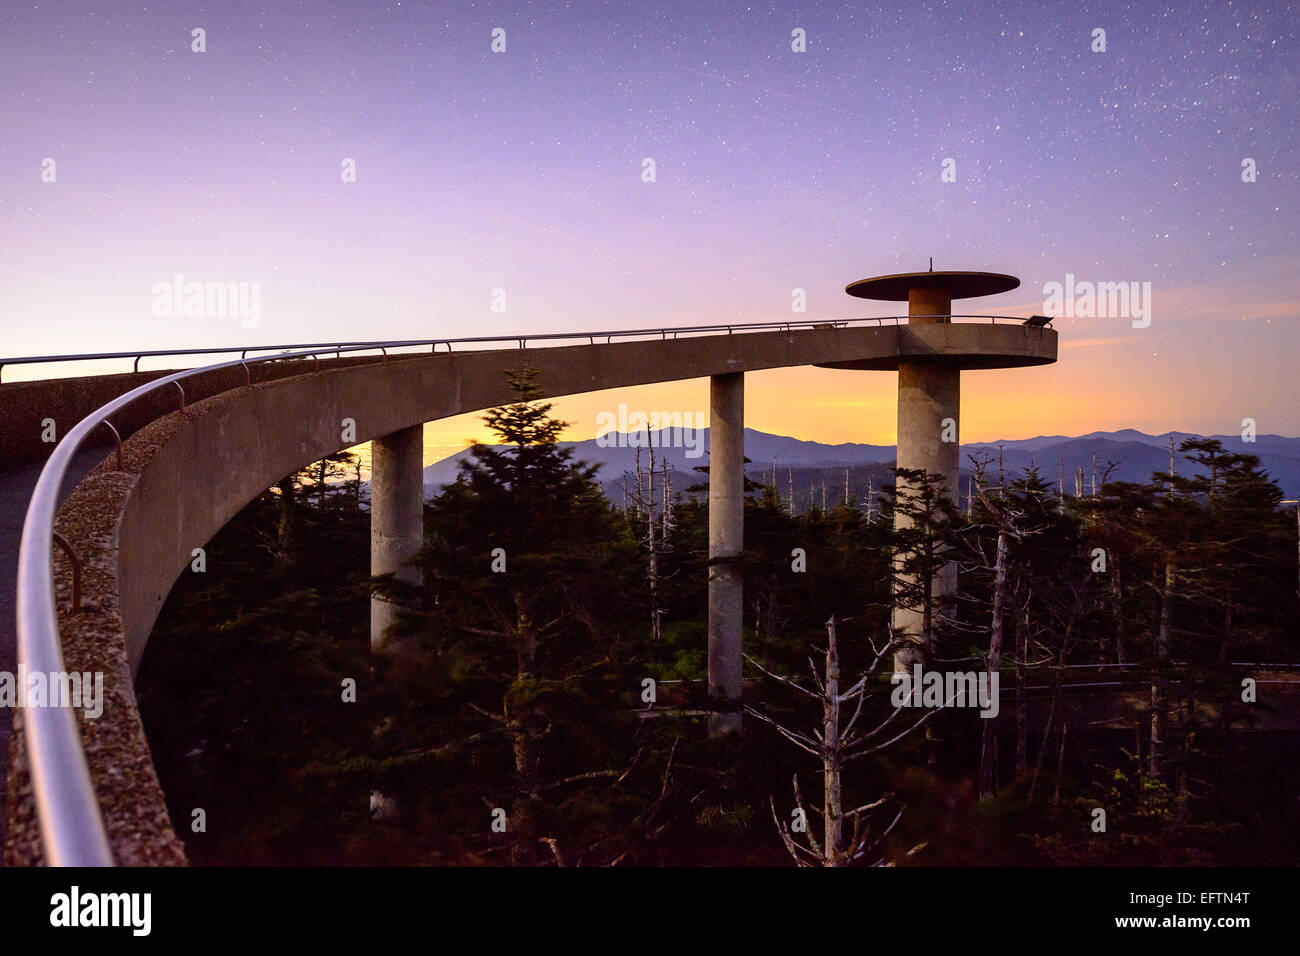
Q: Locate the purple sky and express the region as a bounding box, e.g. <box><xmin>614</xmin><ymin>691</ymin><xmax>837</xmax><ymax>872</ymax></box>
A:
<box><xmin>2</xmin><ymin>1</ymin><xmax>1296</xmax><ymax>444</ymax></box>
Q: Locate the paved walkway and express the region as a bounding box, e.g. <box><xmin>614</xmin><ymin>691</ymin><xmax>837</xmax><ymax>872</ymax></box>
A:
<box><xmin>0</xmin><ymin>447</ymin><xmax>108</xmax><ymax>857</ymax></box>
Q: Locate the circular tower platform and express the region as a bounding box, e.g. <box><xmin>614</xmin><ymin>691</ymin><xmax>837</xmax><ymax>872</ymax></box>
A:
<box><xmin>818</xmin><ymin>266</ymin><xmax>1053</xmax><ymax>371</ymax></box>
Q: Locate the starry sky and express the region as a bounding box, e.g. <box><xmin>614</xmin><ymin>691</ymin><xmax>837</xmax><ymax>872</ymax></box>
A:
<box><xmin>1</xmin><ymin>0</ymin><xmax>1296</xmax><ymax>457</ymax></box>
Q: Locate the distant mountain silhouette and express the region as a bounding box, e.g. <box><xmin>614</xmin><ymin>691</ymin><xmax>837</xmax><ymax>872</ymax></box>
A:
<box><xmin>422</xmin><ymin>428</ymin><xmax>1300</xmax><ymax>501</ymax></box>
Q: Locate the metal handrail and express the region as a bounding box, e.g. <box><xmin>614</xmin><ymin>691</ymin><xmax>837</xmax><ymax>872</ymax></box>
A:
<box><xmin>16</xmin><ymin>339</ymin><xmax>449</xmax><ymax>865</ymax></box>
<box><xmin>12</xmin><ymin>312</ymin><xmax>1046</xmax><ymax>865</ymax></box>
<box><xmin>0</xmin><ymin>314</ymin><xmax>1044</xmax><ymax>381</ymax></box>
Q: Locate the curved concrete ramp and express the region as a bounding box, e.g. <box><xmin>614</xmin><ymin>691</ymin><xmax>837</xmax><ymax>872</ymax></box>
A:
<box><xmin>5</xmin><ymin>322</ymin><xmax>1054</xmax><ymax>864</ymax></box>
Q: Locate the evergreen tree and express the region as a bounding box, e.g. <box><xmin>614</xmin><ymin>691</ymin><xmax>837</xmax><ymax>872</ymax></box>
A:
<box><xmin>418</xmin><ymin>368</ymin><xmax>647</xmax><ymax>864</ymax></box>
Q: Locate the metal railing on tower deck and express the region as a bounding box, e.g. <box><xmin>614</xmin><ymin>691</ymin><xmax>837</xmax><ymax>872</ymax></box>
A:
<box><xmin>0</xmin><ymin>314</ymin><xmax>1048</xmax><ymax>381</ymax></box>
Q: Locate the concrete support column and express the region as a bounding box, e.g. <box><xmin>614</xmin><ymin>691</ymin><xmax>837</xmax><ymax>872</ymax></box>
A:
<box><xmin>708</xmin><ymin>372</ymin><xmax>744</xmax><ymax>735</ymax></box>
<box><xmin>370</xmin><ymin>424</ymin><xmax>425</xmax><ymax>652</ymax></box>
<box><xmin>892</xmin><ymin>282</ymin><xmax>960</xmax><ymax>672</ymax></box>
<box><xmin>892</xmin><ymin>360</ymin><xmax>960</xmax><ymax>670</ymax></box>
<box><xmin>908</xmin><ymin>286</ymin><xmax>952</xmax><ymax>324</ymax></box>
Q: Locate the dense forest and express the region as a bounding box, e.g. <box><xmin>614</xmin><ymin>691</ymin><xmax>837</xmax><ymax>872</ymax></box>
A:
<box><xmin>137</xmin><ymin>371</ymin><xmax>1300</xmax><ymax>866</ymax></box>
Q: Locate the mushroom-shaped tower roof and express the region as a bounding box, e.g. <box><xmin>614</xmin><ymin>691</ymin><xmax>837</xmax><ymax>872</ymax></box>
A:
<box><xmin>845</xmin><ymin>270</ymin><xmax>1019</xmax><ymax>301</ymax></box>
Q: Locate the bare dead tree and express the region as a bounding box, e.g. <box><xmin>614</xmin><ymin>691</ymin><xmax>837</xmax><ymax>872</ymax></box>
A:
<box><xmin>979</xmin><ymin>527</ymin><xmax>1008</xmax><ymax>800</ymax></box>
<box><xmin>961</xmin><ymin>452</ymin><xmax>1054</xmax><ymax>799</ymax></box>
<box><xmin>629</xmin><ymin>430</ymin><xmax>674</xmax><ymax>644</ymax></box>
<box><xmin>660</xmin><ymin>453</ymin><xmax>675</xmax><ymax>547</ymax></box>
<box><xmin>746</xmin><ymin>616</ymin><xmax>932</xmax><ymax>866</ymax></box>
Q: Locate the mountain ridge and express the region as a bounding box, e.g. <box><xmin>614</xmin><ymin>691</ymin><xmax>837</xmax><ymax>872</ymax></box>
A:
<box><xmin>422</xmin><ymin>428</ymin><xmax>1300</xmax><ymax>500</ymax></box>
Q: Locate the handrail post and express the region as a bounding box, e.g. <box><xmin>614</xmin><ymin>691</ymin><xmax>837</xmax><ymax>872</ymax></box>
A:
<box><xmin>51</xmin><ymin>532</ymin><xmax>82</xmax><ymax>612</ymax></box>
<box><xmin>99</xmin><ymin>420</ymin><xmax>123</xmax><ymax>469</ymax></box>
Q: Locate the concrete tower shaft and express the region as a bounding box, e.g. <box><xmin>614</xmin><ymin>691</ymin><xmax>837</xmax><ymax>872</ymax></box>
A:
<box><xmin>844</xmin><ymin>267</ymin><xmax>1030</xmax><ymax>671</ymax></box>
